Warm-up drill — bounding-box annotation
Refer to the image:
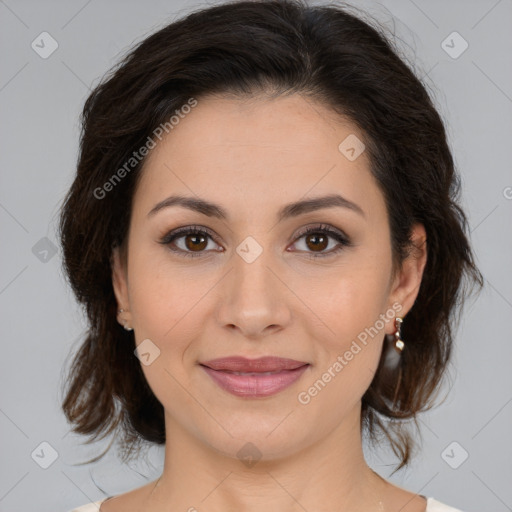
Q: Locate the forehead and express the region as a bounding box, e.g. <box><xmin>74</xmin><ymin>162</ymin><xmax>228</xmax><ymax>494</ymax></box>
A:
<box><xmin>133</xmin><ymin>93</ymin><xmax>385</xmax><ymax>223</ymax></box>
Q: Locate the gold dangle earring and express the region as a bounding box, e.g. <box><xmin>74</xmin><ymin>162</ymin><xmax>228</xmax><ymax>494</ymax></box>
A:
<box><xmin>390</xmin><ymin>316</ymin><xmax>405</xmax><ymax>408</ymax></box>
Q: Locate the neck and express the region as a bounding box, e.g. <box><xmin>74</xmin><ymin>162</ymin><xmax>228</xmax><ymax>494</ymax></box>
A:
<box><xmin>146</xmin><ymin>402</ymin><xmax>389</xmax><ymax>512</ymax></box>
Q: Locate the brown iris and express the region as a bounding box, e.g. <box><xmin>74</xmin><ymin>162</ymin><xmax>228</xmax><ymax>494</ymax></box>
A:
<box><xmin>305</xmin><ymin>232</ymin><xmax>328</xmax><ymax>252</ymax></box>
<box><xmin>184</xmin><ymin>233</ymin><xmax>208</xmax><ymax>252</ymax></box>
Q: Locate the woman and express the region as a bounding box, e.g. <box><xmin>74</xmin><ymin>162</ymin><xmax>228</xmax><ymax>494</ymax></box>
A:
<box><xmin>59</xmin><ymin>1</ymin><xmax>482</xmax><ymax>511</ymax></box>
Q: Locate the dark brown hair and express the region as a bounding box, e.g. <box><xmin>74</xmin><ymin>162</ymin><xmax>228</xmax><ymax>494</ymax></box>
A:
<box><xmin>58</xmin><ymin>0</ymin><xmax>483</xmax><ymax>472</ymax></box>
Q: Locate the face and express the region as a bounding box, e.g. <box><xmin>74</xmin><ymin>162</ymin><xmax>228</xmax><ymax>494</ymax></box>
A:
<box><xmin>112</xmin><ymin>93</ymin><xmax>426</xmax><ymax>462</ymax></box>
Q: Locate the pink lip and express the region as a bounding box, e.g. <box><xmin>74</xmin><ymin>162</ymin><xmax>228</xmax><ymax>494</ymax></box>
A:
<box><xmin>200</xmin><ymin>356</ymin><xmax>310</xmax><ymax>398</ymax></box>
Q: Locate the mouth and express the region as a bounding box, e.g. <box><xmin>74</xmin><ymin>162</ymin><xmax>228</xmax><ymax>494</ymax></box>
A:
<box><xmin>201</xmin><ymin>356</ymin><xmax>309</xmax><ymax>372</ymax></box>
<box><xmin>200</xmin><ymin>356</ymin><xmax>310</xmax><ymax>398</ymax></box>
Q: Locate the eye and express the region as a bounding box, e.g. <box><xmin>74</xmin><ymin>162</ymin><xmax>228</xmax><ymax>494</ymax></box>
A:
<box><xmin>158</xmin><ymin>225</ymin><xmax>222</xmax><ymax>258</ymax></box>
<box><xmin>289</xmin><ymin>223</ymin><xmax>352</xmax><ymax>259</ymax></box>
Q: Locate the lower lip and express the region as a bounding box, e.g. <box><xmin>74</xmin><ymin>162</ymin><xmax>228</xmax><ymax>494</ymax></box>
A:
<box><xmin>201</xmin><ymin>365</ymin><xmax>309</xmax><ymax>398</ymax></box>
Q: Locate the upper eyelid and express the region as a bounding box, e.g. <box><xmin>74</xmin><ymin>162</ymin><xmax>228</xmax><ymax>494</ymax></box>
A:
<box><xmin>294</xmin><ymin>223</ymin><xmax>348</xmax><ymax>240</ymax></box>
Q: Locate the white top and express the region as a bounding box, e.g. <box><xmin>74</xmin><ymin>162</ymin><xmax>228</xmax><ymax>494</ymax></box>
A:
<box><xmin>69</xmin><ymin>496</ymin><xmax>465</xmax><ymax>511</ymax></box>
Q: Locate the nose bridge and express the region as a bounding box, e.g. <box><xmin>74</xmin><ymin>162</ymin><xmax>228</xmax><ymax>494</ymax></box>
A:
<box><xmin>217</xmin><ymin>239</ymin><xmax>291</xmax><ymax>337</ymax></box>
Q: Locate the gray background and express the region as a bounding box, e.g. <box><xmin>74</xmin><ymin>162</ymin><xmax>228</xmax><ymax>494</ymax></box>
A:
<box><xmin>1</xmin><ymin>0</ymin><xmax>511</xmax><ymax>511</ymax></box>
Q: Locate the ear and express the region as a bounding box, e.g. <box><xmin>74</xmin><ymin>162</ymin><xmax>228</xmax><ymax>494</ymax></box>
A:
<box><xmin>386</xmin><ymin>223</ymin><xmax>427</xmax><ymax>333</ymax></box>
<box><xmin>111</xmin><ymin>245</ymin><xmax>130</xmax><ymax>311</ymax></box>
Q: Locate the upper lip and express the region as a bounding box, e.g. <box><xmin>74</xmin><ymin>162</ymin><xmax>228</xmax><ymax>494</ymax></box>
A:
<box><xmin>200</xmin><ymin>356</ymin><xmax>309</xmax><ymax>373</ymax></box>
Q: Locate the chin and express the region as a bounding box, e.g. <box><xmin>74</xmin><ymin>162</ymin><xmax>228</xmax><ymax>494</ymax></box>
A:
<box><xmin>199</xmin><ymin>419</ymin><xmax>316</xmax><ymax>466</ymax></box>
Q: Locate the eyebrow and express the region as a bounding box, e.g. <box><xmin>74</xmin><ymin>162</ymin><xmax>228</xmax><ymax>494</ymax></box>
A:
<box><xmin>147</xmin><ymin>193</ymin><xmax>365</xmax><ymax>221</ymax></box>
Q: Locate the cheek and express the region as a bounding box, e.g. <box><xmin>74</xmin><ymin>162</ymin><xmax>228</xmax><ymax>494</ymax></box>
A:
<box><xmin>295</xmin><ymin>277</ymin><xmax>390</xmax><ymax>420</ymax></box>
<box><xmin>127</xmin><ymin>260</ymin><xmax>205</xmax><ymax>413</ymax></box>
<box><xmin>297</xmin><ymin>255</ymin><xmax>392</xmax><ymax>396</ymax></box>
<box><xmin>302</xmin><ymin>255</ymin><xmax>392</xmax><ymax>344</ymax></box>
<box><xmin>125</xmin><ymin>253</ymin><xmax>196</xmax><ymax>376</ymax></box>
<box><xmin>127</xmin><ymin>244</ymin><xmax>204</xmax><ymax>338</ymax></box>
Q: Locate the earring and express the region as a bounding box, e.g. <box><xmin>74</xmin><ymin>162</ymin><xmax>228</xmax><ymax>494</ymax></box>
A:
<box><xmin>118</xmin><ymin>308</ymin><xmax>133</xmax><ymax>331</ymax></box>
<box><xmin>394</xmin><ymin>317</ymin><xmax>404</xmax><ymax>353</ymax></box>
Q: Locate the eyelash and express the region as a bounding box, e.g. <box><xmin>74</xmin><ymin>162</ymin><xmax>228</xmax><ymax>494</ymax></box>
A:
<box><xmin>159</xmin><ymin>224</ymin><xmax>352</xmax><ymax>260</ymax></box>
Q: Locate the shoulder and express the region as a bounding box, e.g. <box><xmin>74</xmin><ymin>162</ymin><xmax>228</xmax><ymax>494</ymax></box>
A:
<box><xmin>72</xmin><ymin>480</ymin><xmax>158</xmax><ymax>512</ymax></box>
<box><xmin>426</xmin><ymin>497</ymin><xmax>465</xmax><ymax>512</ymax></box>
<box><xmin>68</xmin><ymin>500</ymin><xmax>107</xmax><ymax>512</ymax></box>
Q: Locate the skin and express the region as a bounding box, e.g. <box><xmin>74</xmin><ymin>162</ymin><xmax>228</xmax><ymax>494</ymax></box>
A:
<box><xmin>108</xmin><ymin>92</ymin><xmax>428</xmax><ymax>512</ymax></box>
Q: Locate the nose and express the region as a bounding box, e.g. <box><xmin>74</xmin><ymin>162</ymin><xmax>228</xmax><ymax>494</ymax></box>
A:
<box><xmin>215</xmin><ymin>244</ymin><xmax>292</xmax><ymax>340</ymax></box>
